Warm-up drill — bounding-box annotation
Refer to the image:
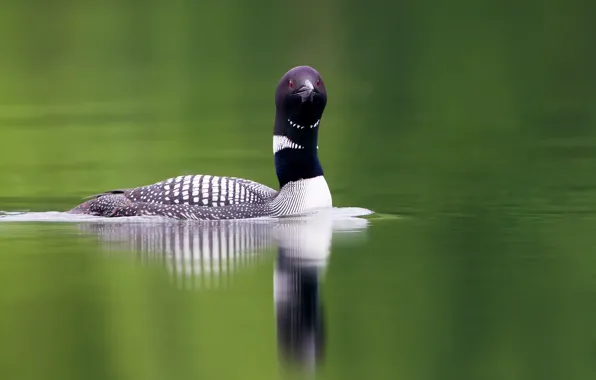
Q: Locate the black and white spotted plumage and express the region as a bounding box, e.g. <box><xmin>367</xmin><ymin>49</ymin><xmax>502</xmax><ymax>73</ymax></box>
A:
<box><xmin>125</xmin><ymin>175</ymin><xmax>276</xmax><ymax>207</ymax></box>
<box><xmin>71</xmin><ymin>175</ymin><xmax>331</xmax><ymax>220</ymax></box>
<box><xmin>69</xmin><ymin>66</ymin><xmax>332</xmax><ymax>220</ymax></box>
<box><xmin>71</xmin><ymin>175</ymin><xmax>277</xmax><ymax>220</ymax></box>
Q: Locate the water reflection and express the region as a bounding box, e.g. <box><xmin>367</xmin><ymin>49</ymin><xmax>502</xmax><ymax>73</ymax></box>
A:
<box><xmin>77</xmin><ymin>213</ymin><xmax>369</xmax><ymax>370</ymax></box>
<box><xmin>79</xmin><ymin>219</ymin><xmax>274</xmax><ymax>289</ymax></box>
<box><xmin>273</xmin><ymin>216</ymin><xmax>334</xmax><ymax>371</ymax></box>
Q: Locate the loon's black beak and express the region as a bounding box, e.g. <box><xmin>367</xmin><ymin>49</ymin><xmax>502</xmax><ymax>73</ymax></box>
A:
<box><xmin>295</xmin><ymin>79</ymin><xmax>316</xmax><ymax>102</ymax></box>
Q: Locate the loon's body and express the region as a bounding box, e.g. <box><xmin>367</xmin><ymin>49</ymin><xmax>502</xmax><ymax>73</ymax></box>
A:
<box><xmin>69</xmin><ymin>66</ymin><xmax>332</xmax><ymax>220</ymax></box>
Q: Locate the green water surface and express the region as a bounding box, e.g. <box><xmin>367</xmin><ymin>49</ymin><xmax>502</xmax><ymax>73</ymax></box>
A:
<box><xmin>1</xmin><ymin>1</ymin><xmax>596</xmax><ymax>379</ymax></box>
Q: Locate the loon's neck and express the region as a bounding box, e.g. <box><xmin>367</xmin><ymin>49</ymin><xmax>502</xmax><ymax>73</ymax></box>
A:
<box><xmin>274</xmin><ymin>147</ymin><xmax>323</xmax><ymax>188</ymax></box>
<box><xmin>273</xmin><ymin>114</ymin><xmax>323</xmax><ymax>189</ymax></box>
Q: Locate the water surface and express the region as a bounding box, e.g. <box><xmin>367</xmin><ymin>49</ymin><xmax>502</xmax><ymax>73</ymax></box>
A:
<box><xmin>2</xmin><ymin>1</ymin><xmax>596</xmax><ymax>379</ymax></box>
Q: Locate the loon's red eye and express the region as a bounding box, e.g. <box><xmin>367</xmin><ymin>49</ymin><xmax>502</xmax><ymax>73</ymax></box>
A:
<box><xmin>288</xmin><ymin>80</ymin><xmax>293</xmax><ymax>89</ymax></box>
<box><xmin>316</xmin><ymin>79</ymin><xmax>321</xmax><ymax>87</ymax></box>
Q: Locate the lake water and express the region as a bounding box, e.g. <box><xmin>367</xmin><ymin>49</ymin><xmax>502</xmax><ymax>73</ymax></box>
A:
<box><xmin>1</xmin><ymin>1</ymin><xmax>596</xmax><ymax>379</ymax></box>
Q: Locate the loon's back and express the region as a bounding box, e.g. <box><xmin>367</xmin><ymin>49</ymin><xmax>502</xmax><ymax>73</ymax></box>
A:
<box><xmin>70</xmin><ymin>174</ymin><xmax>279</xmax><ymax>219</ymax></box>
<box><xmin>119</xmin><ymin>175</ymin><xmax>276</xmax><ymax>207</ymax></box>
<box><xmin>69</xmin><ymin>65</ymin><xmax>332</xmax><ymax>220</ymax></box>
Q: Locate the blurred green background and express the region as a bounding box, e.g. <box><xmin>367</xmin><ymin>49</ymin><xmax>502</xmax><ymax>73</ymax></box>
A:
<box><xmin>1</xmin><ymin>0</ymin><xmax>596</xmax><ymax>379</ymax></box>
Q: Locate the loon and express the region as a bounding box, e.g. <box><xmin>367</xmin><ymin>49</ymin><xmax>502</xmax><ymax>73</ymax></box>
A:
<box><xmin>69</xmin><ymin>66</ymin><xmax>332</xmax><ymax>220</ymax></box>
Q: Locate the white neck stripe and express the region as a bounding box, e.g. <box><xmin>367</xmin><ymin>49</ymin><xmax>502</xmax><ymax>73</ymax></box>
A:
<box><xmin>273</xmin><ymin>135</ymin><xmax>304</xmax><ymax>154</ymax></box>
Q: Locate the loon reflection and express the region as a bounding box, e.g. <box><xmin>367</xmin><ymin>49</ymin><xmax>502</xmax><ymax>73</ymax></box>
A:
<box><xmin>273</xmin><ymin>215</ymin><xmax>336</xmax><ymax>370</ymax></box>
<box><xmin>77</xmin><ymin>212</ymin><xmax>369</xmax><ymax>368</ymax></box>
<box><xmin>80</xmin><ymin>219</ymin><xmax>275</xmax><ymax>288</ymax></box>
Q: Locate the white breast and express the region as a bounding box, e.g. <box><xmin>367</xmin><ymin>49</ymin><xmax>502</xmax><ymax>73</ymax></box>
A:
<box><xmin>271</xmin><ymin>176</ymin><xmax>332</xmax><ymax>216</ymax></box>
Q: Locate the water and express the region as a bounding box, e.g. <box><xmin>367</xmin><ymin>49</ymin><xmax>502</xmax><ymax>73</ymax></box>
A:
<box><xmin>2</xmin><ymin>0</ymin><xmax>596</xmax><ymax>379</ymax></box>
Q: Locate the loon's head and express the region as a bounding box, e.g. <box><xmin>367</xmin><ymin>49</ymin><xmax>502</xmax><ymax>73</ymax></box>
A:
<box><xmin>274</xmin><ymin>66</ymin><xmax>327</xmax><ymax>153</ymax></box>
<box><xmin>273</xmin><ymin>66</ymin><xmax>327</xmax><ymax>188</ymax></box>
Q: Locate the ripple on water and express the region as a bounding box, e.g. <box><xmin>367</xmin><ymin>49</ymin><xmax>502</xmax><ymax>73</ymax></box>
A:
<box><xmin>0</xmin><ymin>207</ymin><xmax>374</xmax><ymax>225</ymax></box>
